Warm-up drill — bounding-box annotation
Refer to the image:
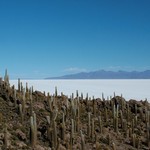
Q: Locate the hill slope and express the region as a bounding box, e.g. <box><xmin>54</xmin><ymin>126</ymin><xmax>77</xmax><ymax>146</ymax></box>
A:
<box><xmin>0</xmin><ymin>78</ymin><xmax>150</xmax><ymax>149</ymax></box>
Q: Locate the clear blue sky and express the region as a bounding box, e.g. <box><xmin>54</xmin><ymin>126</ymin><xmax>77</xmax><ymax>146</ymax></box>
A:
<box><xmin>0</xmin><ymin>0</ymin><xmax>150</xmax><ymax>79</ymax></box>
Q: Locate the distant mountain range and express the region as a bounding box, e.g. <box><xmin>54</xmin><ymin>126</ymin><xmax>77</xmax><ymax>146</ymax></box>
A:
<box><xmin>45</xmin><ymin>70</ymin><xmax>150</xmax><ymax>79</ymax></box>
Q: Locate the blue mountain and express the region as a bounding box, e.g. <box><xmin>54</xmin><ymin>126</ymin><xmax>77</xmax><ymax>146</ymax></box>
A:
<box><xmin>46</xmin><ymin>70</ymin><xmax>150</xmax><ymax>79</ymax></box>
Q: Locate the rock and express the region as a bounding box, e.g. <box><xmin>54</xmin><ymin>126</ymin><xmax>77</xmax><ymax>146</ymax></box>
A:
<box><xmin>0</xmin><ymin>140</ymin><xmax>3</xmax><ymax>147</ymax></box>
<box><xmin>0</xmin><ymin>133</ymin><xmax>4</xmax><ymax>140</ymax></box>
<box><xmin>15</xmin><ymin>141</ymin><xmax>27</xmax><ymax>148</ymax></box>
<box><xmin>33</xmin><ymin>91</ymin><xmax>45</xmax><ymax>97</ymax></box>
<box><xmin>16</xmin><ymin>129</ymin><xmax>27</xmax><ymax>141</ymax></box>
<box><xmin>8</xmin><ymin>101</ymin><xmax>14</xmax><ymax>107</ymax></box>
<box><xmin>35</xmin><ymin>144</ymin><xmax>45</xmax><ymax>150</ymax></box>
<box><xmin>34</xmin><ymin>102</ymin><xmax>45</xmax><ymax>110</ymax></box>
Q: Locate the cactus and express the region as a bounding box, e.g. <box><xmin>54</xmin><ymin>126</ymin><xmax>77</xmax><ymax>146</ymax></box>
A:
<box><xmin>132</xmin><ymin>133</ymin><xmax>136</xmax><ymax>147</ymax></box>
<box><xmin>0</xmin><ymin>113</ymin><xmax>3</xmax><ymax>123</ymax></box>
<box><xmin>123</xmin><ymin>119</ymin><xmax>127</xmax><ymax>132</ymax></box>
<box><xmin>66</xmin><ymin>97</ymin><xmax>69</xmax><ymax>109</ymax></box>
<box><xmin>91</xmin><ymin>118</ymin><xmax>95</xmax><ymax>140</ymax></box>
<box><xmin>30</xmin><ymin>93</ymin><xmax>33</xmax><ymax>116</ymax></box>
<box><xmin>121</xmin><ymin>95</ymin><xmax>125</xmax><ymax>110</ymax></box>
<box><xmin>61</xmin><ymin>113</ymin><xmax>66</xmax><ymax>140</ymax></box>
<box><xmin>132</xmin><ymin>119</ymin><xmax>134</xmax><ymax>133</ymax></box>
<box><xmin>30</xmin><ymin>112</ymin><xmax>37</xmax><ymax>148</ymax></box>
<box><xmin>105</xmin><ymin>107</ymin><xmax>108</xmax><ymax>125</ymax></box>
<box><xmin>76</xmin><ymin>90</ymin><xmax>79</xmax><ymax>98</ymax></box>
<box><xmin>42</xmin><ymin>91</ymin><xmax>45</xmax><ymax>96</ymax></box>
<box><xmin>136</xmin><ymin>137</ymin><xmax>140</xmax><ymax>149</ymax></box>
<box><xmin>4</xmin><ymin>125</ymin><xmax>8</xmax><ymax>149</ymax></box>
<box><xmin>47</xmin><ymin>95</ymin><xmax>52</xmax><ymax>112</ymax></box>
<box><xmin>147</xmin><ymin>123</ymin><xmax>150</xmax><ymax>147</ymax></box>
<box><xmin>135</xmin><ymin>104</ymin><xmax>137</xmax><ymax>116</ymax></box>
<box><xmin>0</xmin><ymin>77</ymin><xmax>2</xmax><ymax>85</ymax></box>
<box><xmin>126</xmin><ymin>128</ymin><xmax>129</xmax><ymax>138</ymax></box>
<box><xmin>113</xmin><ymin>104</ymin><xmax>118</xmax><ymax>133</ymax></box>
<box><xmin>22</xmin><ymin>88</ymin><xmax>26</xmax><ymax>114</ymax></box>
<box><xmin>81</xmin><ymin>92</ymin><xmax>83</xmax><ymax>100</ymax></box>
<box><xmin>113</xmin><ymin>104</ymin><xmax>116</xmax><ymax>128</ymax></box>
<box><xmin>88</xmin><ymin>112</ymin><xmax>91</xmax><ymax>137</ymax></box>
<box><xmin>19</xmin><ymin>104</ymin><xmax>23</xmax><ymax>123</ymax></box>
<box><xmin>70</xmin><ymin>119</ymin><xmax>74</xmax><ymax>149</ymax></box>
<box><xmin>46</xmin><ymin>115</ymin><xmax>50</xmax><ymax>125</ymax></box>
<box><xmin>26</xmin><ymin>82</ymin><xmax>28</xmax><ymax>93</ymax></box>
<box><xmin>93</xmin><ymin>99</ymin><xmax>96</xmax><ymax>116</ymax></box>
<box><xmin>71</xmin><ymin>96</ymin><xmax>75</xmax><ymax>119</ymax></box>
<box><xmin>112</xmin><ymin>142</ymin><xmax>116</xmax><ymax>150</ymax></box>
<box><xmin>98</xmin><ymin>115</ymin><xmax>103</xmax><ymax>134</ymax></box>
<box><xmin>102</xmin><ymin>92</ymin><xmax>104</xmax><ymax>101</ymax></box>
<box><xmin>129</xmin><ymin>128</ymin><xmax>132</xmax><ymax>138</ymax></box>
<box><xmin>18</xmin><ymin>78</ymin><xmax>21</xmax><ymax>92</ymax></box>
<box><xmin>52</xmin><ymin>108</ymin><xmax>58</xmax><ymax>121</ymax></box>
<box><xmin>46</xmin><ymin>115</ymin><xmax>52</xmax><ymax>144</ymax></box>
<box><xmin>120</xmin><ymin>110</ymin><xmax>123</xmax><ymax>128</ymax></box>
<box><xmin>53</xmin><ymin>121</ymin><xmax>57</xmax><ymax>149</ymax></box>
<box><xmin>107</xmin><ymin>134</ymin><xmax>111</xmax><ymax>146</ymax></box>
<box><xmin>14</xmin><ymin>88</ymin><xmax>17</xmax><ymax>107</ymax></box>
<box><xmin>4</xmin><ymin>69</ymin><xmax>9</xmax><ymax>86</ymax></box>
<box><xmin>80</xmin><ymin>130</ymin><xmax>85</xmax><ymax>150</ymax></box>
<box><xmin>114</xmin><ymin>92</ymin><xmax>116</xmax><ymax>97</ymax></box>
<box><xmin>135</xmin><ymin>115</ymin><xmax>137</xmax><ymax>128</ymax></box>
<box><xmin>20</xmin><ymin>82</ymin><xmax>23</xmax><ymax>93</ymax></box>
<box><xmin>127</xmin><ymin>104</ymin><xmax>130</xmax><ymax>124</ymax></box>
<box><xmin>55</xmin><ymin>86</ymin><xmax>57</xmax><ymax>97</ymax></box>
<box><xmin>139</xmin><ymin>107</ymin><xmax>144</xmax><ymax>121</ymax></box>
<box><xmin>95</xmin><ymin>133</ymin><xmax>100</xmax><ymax>150</ymax></box>
<box><xmin>86</xmin><ymin>93</ymin><xmax>88</xmax><ymax>101</ymax></box>
<box><xmin>53</xmin><ymin>95</ymin><xmax>56</xmax><ymax>108</ymax></box>
<box><xmin>76</xmin><ymin>105</ymin><xmax>80</xmax><ymax>132</ymax></box>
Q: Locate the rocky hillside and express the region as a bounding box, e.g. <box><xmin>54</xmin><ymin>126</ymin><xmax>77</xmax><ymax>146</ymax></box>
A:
<box><xmin>0</xmin><ymin>76</ymin><xmax>150</xmax><ymax>149</ymax></box>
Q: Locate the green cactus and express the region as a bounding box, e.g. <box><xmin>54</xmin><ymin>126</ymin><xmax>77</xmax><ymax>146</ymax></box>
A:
<box><xmin>19</xmin><ymin>104</ymin><xmax>23</xmax><ymax>123</ymax></box>
<box><xmin>112</xmin><ymin>142</ymin><xmax>116</xmax><ymax>150</ymax></box>
<box><xmin>4</xmin><ymin>125</ymin><xmax>8</xmax><ymax>149</ymax></box>
<box><xmin>98</xmin><ymin>115</ymin><xmax>103</xmax><ymax>134</ymax></box>
<box><xmin>88</xmin><ymin>112</ymin><xmax>91</xmax><ymax>137</ymax></box>
<box><xmin>18</xmin><ymin>78</ymin><xmax>21</xmax><ymax>92</ymax></box>
<box><xmin>91</xmin><ymin>118</ymin><xmax>95</xmax><ymax>141</ymax></box>
<box><xmin>30</xmin><ymin>114</ymin><xmax>37</xmax><ymax>147</ymax></box>
<box><xmin>80</xmin><ymin>130</ymin><xmax>85</xmax><ymax>150</ymax></box>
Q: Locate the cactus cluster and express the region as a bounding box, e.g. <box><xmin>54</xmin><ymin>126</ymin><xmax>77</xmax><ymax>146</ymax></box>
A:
<box><xmin>0</xmin><ymin>70</ymin><xmax>150</xmax><ymax>149</ymax></box>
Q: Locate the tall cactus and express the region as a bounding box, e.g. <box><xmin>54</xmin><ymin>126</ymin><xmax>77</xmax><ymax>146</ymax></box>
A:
<box><xmin>88</xmin><ymin>112</ymin><xmax>91</xmax><ymax>137</ymax></box>
<box><xmin>70</xmin><ymin>119</ymin><xmax>74</xmax><ymax>149</ymax></box>
<box><xmin>19</xmin><ymin>104</ymin><xmax>23</xmax><ymax>123</ymax></box>
<box><xmin>55</xmin><ymin>86</ymin><xmax>58</xmax><ymax>97</ymax></box>
<box><xmin>4</xmin><ymin>69</ymin><xmax>9</xmax><ymax>86</ymax></box>
<box><xmin>98</xmin><ymin>115</ymin><xmax>103</xmax><ymax>134</ymax></box>
<box><xmin>18</xmin><ymin>78</ymin><xmax>21</xmax><ymax>92</ymax></box>
<box><xmin>80</xmin><ymin>130</ymin><xmax>85</xmax><ymax>150</ymax></box>
<box><xmin>53</xmin><ymin>121</ymin><xmax>57</xmax><ymax>149</ymax></box>
<box><xmin>4</xmin><ymin>125</ymin><xmax>8</xmax><ymax>149</ymax></box>
<box><xmin>113</xmin><ymin>104</ymin><xmax>119</xmax><ymax>133</ymax></box>
<box><xmin>30</xmin><ymin>112</ymin><xmax>37</xmax><ymax>147</ymax></box>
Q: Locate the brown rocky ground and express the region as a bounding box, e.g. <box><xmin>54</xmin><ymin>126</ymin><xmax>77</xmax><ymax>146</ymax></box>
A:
<box><xmin>0</xmin><ymin>79</ymin><xmax>150</xmax><ymax>150</ymax></box>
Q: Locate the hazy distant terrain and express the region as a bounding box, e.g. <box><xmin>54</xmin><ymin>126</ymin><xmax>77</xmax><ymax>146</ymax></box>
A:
<box><xmin>46</xmin><ymin>70</ymin><xmax>150</xmax><ymax>79</ymax></box>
